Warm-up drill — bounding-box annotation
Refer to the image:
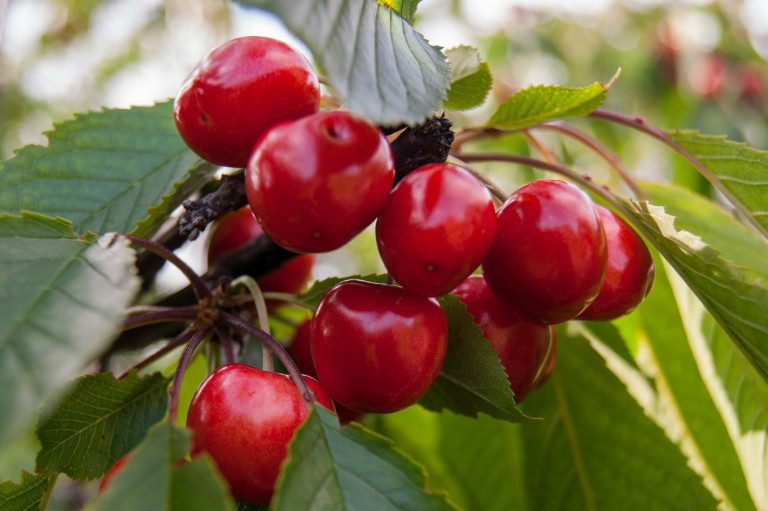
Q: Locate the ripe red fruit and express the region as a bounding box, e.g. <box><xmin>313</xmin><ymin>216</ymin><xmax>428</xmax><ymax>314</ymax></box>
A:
<box><xmin>98</xmin><ymin>452</ymin><xmax>132</xmax><ymax>495</ymax></box>
<box><xmin>174</xmin><ymin>36</ymin><xmax>320</xmax><ymax>168</ymax></box>
<box><xmin>535</xmin><ymin>328</ymin><xmax>557</xmax><ymax>389</ymax></box>
<box><xmin>577</xmin><ymin>205</ymin><xmax>655</xmax><ymax>321</ymax></box>
<box><xmin>482</xmin><ymin>179</ymin><xmax>607</xmax><ymax>324</ymax></box>
<box><xmin>287</xmin><ymin>319</ymin><xmax>365</xmax><ymax>424</ymax></box>
<box><xmin>453</xmin><ymin>275</ymin><xmax>554</xmax><ymax>403</ymax></box>
<box><xmin>207</xmin><ymin>207</ymin><xmax>316</xmax><ymax>301</ymax></box>
<box><xmin>186</xmin><ymin>364</ymin><xmax>334</xmax><ymax>505</ymax></box>
<box><xmin>311</xmin><ymin>280</ymin><xmax>448</xmax><ymax>413</ymax></box>
<box><xmin>376</xmin><ymin>163</ymin><xmax>497</xmax><ymax>297</ymax></box>
<box><xmin>246</xmin><ymin>111</ymin><xmax>395</xmax><ymax>253</ymax></box>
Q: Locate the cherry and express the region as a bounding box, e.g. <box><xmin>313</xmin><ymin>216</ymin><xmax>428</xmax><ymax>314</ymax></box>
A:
<box><xmin>98</xmin><ymin>452</ymin><xmax>132</xmax><ymax>495</ymax></box>
<box><xmin>535</xmin><ymin>328</ymin><xmax>557</xmax><ymax>389</ymax></box>
<box><xmin>186</xmin><ymin>363</ymin><xmax>334</xmax><ymax>505</ymax></box>
<box><xmin>310</xmin><ymin>280</ymin><xmax>448</xmax><ymax>414</ymax></box>
<box><xmin>482</xmin><ymin>179</ymin><xmax>607</xmax><ymax>324</ymax></box>
<box><xmin>207</xmin><ymin>207</ymin><xmax>316</xmax><ymax>304</ymax></box>
<box><xmin>452</xmin><ymin>275</ymin><xmax>554</xmax><ymax>403</ymax></box>
<box><xmin>174</xmin><ymin>36</ymin><xmax>320</xmax><ymax>168</ymax></box>
<box><xmin>246</xmin><ymin>111</ymin><xmax>395</xmax><ymax>253</ymax></box>
<box><xmin>287</xmin><ymin>319</ymin><xmax>365</xmax><ymax>424</ymax></box>
<box><xmin>376</xmin><ymin>163</ymin><xmax>497</xmax><ymax>297</ymax></box>
<box><xmin>577</xmin><ymin>205</ymin><xmax>655</xmax><ymax>321</ymax></box>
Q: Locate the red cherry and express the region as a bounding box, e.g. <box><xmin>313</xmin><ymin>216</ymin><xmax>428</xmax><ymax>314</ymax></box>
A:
<box><xmin>482</xmin><ymin>179</ymin><xmax>607</xmax><ymax>324</ymax></box>
<box><xmin>246</xmin><ymin>111</ymin><xmax>395</xmax><ymax>253</ymax></box>
<box><xmin>98</xmin><ymin>452</ymin><xmax>132</xmax><ymax>495</ymax></box>
<box><xmin>577</xmin><ymin>205</ymin><xmax>655</xmax><ymax>321</ymax></box>
<box><xmin>452</xmin><ymin>275</ymin><xmax>553</xmax><ymax>403</ymax></box>
<box><xmin>287</xmin><ymin>319</ymin><xmax>365</xmax><ymax>424</ymax></box>
<box><xmin>207</xmin><ymin>207</ymin><xmax>316</xmax><ymax>301</ymax></box>
<box><xmin>376</xmin><ymin>163</ymin><xmax>497</xmax><ymax>297</ymax></box>
<box><xmin>186</xmin><ymin>364</ymin><xmax>334</xmax><ymax>505</ymax></box>
<box><xmin>310</xmin><ymin>280</ymin><xmax>448</xmax><ymax>414</ymax></box>
<box><xmin>174</xmin><ymin>36</ymin><xmax>320</xmax><ymax>168</ymax></box>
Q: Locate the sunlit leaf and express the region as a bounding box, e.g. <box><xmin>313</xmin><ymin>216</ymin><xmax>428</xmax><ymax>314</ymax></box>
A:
<box><xmin>443</xmin><ymin>46</ymin><xmax>492</xmax><ymax>111</ymax></box>
<box><xmin>488</xmin><ymin>82</ymin><xmax>607</xmax><ymax>130</ymax></box>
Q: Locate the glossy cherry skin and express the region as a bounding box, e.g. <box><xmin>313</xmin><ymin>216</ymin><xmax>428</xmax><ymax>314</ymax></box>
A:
<box><xmin>534</xmin><ymin>327</ymin><xmax>558</xmax><ymax>389</ymax></box>
<box><xmin>287</xmin><ymin>319</ymin><xmax>365</xmax><ymax>424</ymax></box>
<box><xmin>482</xmin><ymin>179</ymin><xmax>607</xmax><ymax>324</ymax></box>
<box><xmin>376</xmin><ymin>163</ymin><xmax>497</xmax><ymax>297</ymax></box>
<box><xmin>452</xmin><ymin>275</ymin><xmax>553</xmax><ymax>403</ymax></box>
<box><xmin>98</xmin><ymin>452</ymin><xmax>132</xmax><ymax>495</ymax></box>
<box><xmin>310</xmin><ymin>280</ymin><xmax>448</xmax><ymax>414</ymax></box>
<box><xmin>577</xmin><ymin>205</ymin><xmax>655</xmax><ymax>321</ymax></box>
<box><xmin>174</xmin><ymin>36</ymin><xmax>320</xmax><ymax>168</ymax></box>
<box><xmin>186</xmin><ymin>364</ymin><xmax>334</xmax><ymax>505</ymax></box>
<box><xmin>246</xmin><ymin>111</ymin><xmax>395</xmax><ymax>253</ymax></box>
<box><xmin>207</xmin><ymin>207</ymin><xmax>316</xmax><ymax>302</ymax></box>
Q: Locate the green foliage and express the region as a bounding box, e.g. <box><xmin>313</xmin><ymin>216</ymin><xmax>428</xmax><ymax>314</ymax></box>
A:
<box><xmin>0</xmin><ymin>214</ymin><xmax>139</xmax><ymax>448</ymax></box>
<box><xmin>522</xmin><ymin>329</ymin><xmax>720</xmax><ymax>510</ymax></box>
<box><xmin>231</xmin><ymin>0</ymin><xmax>450</xmax><ymax>125</ymax></box>
<box><xmin>620</xmin><ymin>193</ymin><xmax>768</xmax><ymax>383</ymax></box>
<box><xmin>88</xmin><ymin>422</ymin><xmax>236</xmax><ymax>511</ymax></box>
<box><xmin>669</xmin><ymin>131</ymin><xmax>768</xmax><ymax>240</ymax></box>
<box><xmin>419</xmin><ymin>294</ymin><xmax>531</xmax><ymax>423</ymax></box>
<box><xmin>297</xmin><ymin>274</ymin><xmax>389</xmax><ymax>309</ymax></box>
<box><xmin>273</xmin><ymin>404</ymin><xmax>456</xmax><ymax>510</ymax></box>
<box><xmin>0</xmin><ymin>471</ymin><xmax>49</xmax><ymax>511</ymax></box>
<box><xmin>0</xmin><ymin>102</ymin><xmax>210</xmax><ymax>237</ymax></box>
<box><xmin>444</xmin><ymin>46</ymin><xmax>492</xmax><ymax>111</ymax></box>
<box><xmin>35</xmin><ymin>371</ymin><xmax>170</xmax><ymax>480</ymax></box>
<box><xmin>382</xmin><ymin>0</ymin><xmax>420</xmax><ymax>23</ymax></box>
<box><xmin>487</xmin><ymin>82</ymin><xmax>607</xmax><ymax>130</ymax></box>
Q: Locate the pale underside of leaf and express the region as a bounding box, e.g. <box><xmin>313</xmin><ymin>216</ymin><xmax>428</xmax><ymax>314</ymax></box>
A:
<box><xmin>232</xmin><ymin>0</ymin><xmax>451</xmax><ymax>125</ymax></box>
<box><xmin>0</xmin><ymin>214</ymin><xmax>140</xmax><ymax>447</ymax></box>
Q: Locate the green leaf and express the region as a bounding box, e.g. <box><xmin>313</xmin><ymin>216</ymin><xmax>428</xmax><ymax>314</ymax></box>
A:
<box><xmin>418</xmin><ymin>294</ymin><xmax>532</xmax><ymax>423</ymax></box>
<box><xmin>0</xmin><ymin>213</ymin><xmax>140</xmax><ymax>447</ymax></box>
<box><xmin>272</xmin><ymin>404</ymin><xmax>456</xmax><ymax>510</ymax></box>
<box><xmin>0</xmin><ymin>102</ymin><xmax>210</xmax><ymax>236</ymax></box>
<box><xmin>488</xmin><ymin>82</ymin><xmax>607</xmax><ymax>130</ymax></box>
<box><xmin>443</xmin><ymin>46</ymin><xmax>492</xmax><ymax>111</ymax></box>
<box><xmin>381</xmin><ymin>0</ymin><xmax>420</xmax><ymax>23</ymax></box>
<box><xmin>89</xmin><ymin>422</ymin><xmax>236</xmax><ymax>511</ymax></box>
<box><xmin>701</xmin><ymin>312</ymin><xmax>768</xmax><ymax>509</ymax></box>
<box><xmin>619</xmin><ymin>193</ymin><xmax>768</xmax><ymax>383</ymax></box>
<box><xmin>35</xmin><ymin>371</ymin><xmax>170</xmax><ymax>480</ymax></box>
<box><xmin>298</xmin><ymin>274</ymin><xmax>389</xmax><ymax>309</ymax></box>
<box><xmin>523</xmin><ymin>329</ymin><xmax>719</xmax><ymax>510</ymax></box>
<box><xmin>638</xmin><ymin>260</ymin><xmax>758</xmax><ymax>511</ymax></box>
<box><xmin>232</xmin><ymin>0</ymin><xmax>450</xmax><ymax>125</ymax></box>
<box><xmin>669</xmin><ymin>130</ymin><xmax>768</xmax><ymax>240</ymax></box>
<box><xmin>0</xmin><ymin>471</ymin><xmax>50</xmax><ymax>511</ymax></box>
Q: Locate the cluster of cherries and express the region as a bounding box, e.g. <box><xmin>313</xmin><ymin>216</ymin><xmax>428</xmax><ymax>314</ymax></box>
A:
<box><xmin>101</xmin><ymin>36</ymin><xmax>655</xmax><ymax>506</ymax></box>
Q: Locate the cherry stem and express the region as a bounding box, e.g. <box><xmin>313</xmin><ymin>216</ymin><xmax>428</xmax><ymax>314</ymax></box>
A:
<box><xmin>588</xmin><ymin>108</ymin><xmax>768</xmax><ymax>240</ymax></box>
<box><xmin>231</xmin><ymin>276</ymin><xmax>273</xmax><ymax>372</ymax></box>
<box><xmin>117</xmin><ymin>325</ymin><xmax>196</xmax><ymax>379</ymax></box>
<box><xmin>216</xmin><ymin>326</ymin><xmax>237</xmax><ymax>365</ymax></box>
<box><xmin>168</xmin><ymin>326</ymin><xmax>212</xmax><ymax>425</ymax></box>
<box><xmin>447</xmin><ymin>154</ymin><xmax>508</xmax><ymax>202</ymax></box>
<box><xmin>121</xmin><ymin>307</ymin><xmax>200</xmax><ymax>331</ymax></box>
<box><xmin>217</xmin><ymin>311</ymin><xmax>315</xmax><ymax>410</ymax></box>
<box><xmin>534</xmin><ymin>122</ymin><xmax>648</xmax><ymax>200</ymax></box>
<box><xmin>121</xmin><ymin>234</ymin><xmax>213</xmax><ymax>302</ymax></box>
<box><xmin>453</xmin><ymin>152</ymin><xmax>626</xmax><ymax>212</ymax></box>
